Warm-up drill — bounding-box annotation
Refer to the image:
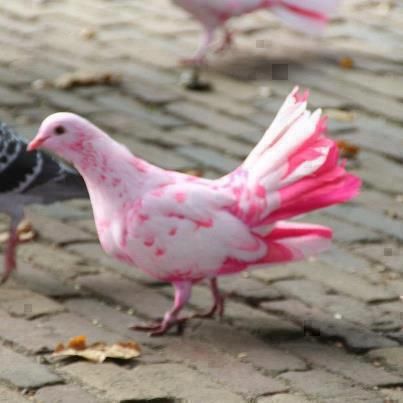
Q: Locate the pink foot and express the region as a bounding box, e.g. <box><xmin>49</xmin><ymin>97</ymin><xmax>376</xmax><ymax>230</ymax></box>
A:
<box><xmin>130</xmin><ymin>316</ymin><xmax>188</xmax><ymax>337</ymax></box>
<box><xmin>130</xmin><ymin>281</ymin><xmax>192</xmax><ymax>337</ymax></box>
<box><xmin>179</xmin><ymin>56</ymin><xmax>206</xmax><ymax>67</ymax></box>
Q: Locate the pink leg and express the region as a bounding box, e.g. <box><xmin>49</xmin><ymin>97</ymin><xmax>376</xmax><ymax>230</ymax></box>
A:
<box><xmin>180</xmin><ymin>27</ymin><xmax>215</xmax><ymax>66</ymax></box>
<box><xmin>193</xmin><ymin>278</ymin><xmax>225</xmax><ymax>319</ymax></box>
<box><xmin>1</xmin><ymin>225</ymin><xmax>18</xmax><ymax>285</ymax></box>
<box><xmin>130</xmin><ymin>281</ymin><xmax>192</xmax><ymax>337</ymax></box>
<box><xmin>214</xmin><ymin>27</ymin><xmax>234</xmax><ymax>54</ymax></box>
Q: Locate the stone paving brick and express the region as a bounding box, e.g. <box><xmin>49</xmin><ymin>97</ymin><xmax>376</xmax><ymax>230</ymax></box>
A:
<box><xmin>0</xmin><ymin>288</ymin><xmax>64</xmax><ymax>319</ymax></box>
<box><xmin>301</xmin><ymin>213</ymin><xmax>382</xmax><ymax>243</ymax></box>
<box><xmin>192</xmin><ymin>321</ymin><xmax>307</xmax><ymax>373</ymax></box>
<box><xmin>257</xmin><ymin>394</ymin><xmax>310</xmax><ymax>403</ymax></box>
<box><xmin>0</xmin><ymin>308</ymin><xmax>121</xmax><ymax>354</ymax></box>
<box><xmin>354</xmin><ymin>243</ymin><xmax>403</xmax><ymax>274</ymax></box>
<box><xmin>66</xmin><ymin>242</ymin><xmax>151</xmax><ymax>283</ymax></box>
<box><xmin>62</xmin><ymin>362</ymin><xmax>246</xmax><ymax>403</ymax></box>
<box><xmin>12</xmin><ymin>261</ymin><xmax>80</xmax><ymax>298</ymax></box>
<box><xmin>75</xmin><ymin>272</ymin><xmax>179</xmax><ymax>320</ymax></box>
<box><xmin>161</xmin><ymin>339</ymin><xmax>287</xmax><ymax>398</ymax></box>
<box><xmin>25</xmin><ymin>213</ymin><xmax>95</xmax><ymax>245</ymax></box>
<box><xmin>18</xmin><ymin>243</ymin><xmax>98</xmax><ymax>279</ymax></box>
<box><xmin>177</xmin><ymin>144</ymin><xmax>241</xmax><ymax>173</ymax></box>
<box><xmin>0</xmin><ymin>385</ymin><xmax>30</xmax><ymax>403</ymax></box>
<box><xmin>34</xmin><ymin>384</ymin><xmax>103</xmax><ymax>403</ymax></box>
<box><xmin>0</xmin><ymin>345</ymin><xmax>61</xmax><ymax>388</ymax></box>
<box><xmin>262</xmin><ymin>299</ymin><xmax>398</xmax><ymax>351</ymax></box>
<box><xmin>367</xmin><ymin>348</ymin><xmax>403</xmax><ymax>375</ymax></box>
<box><xmin>280</xmin><ymin>369</ymin><xmax>384</xmax><ymax>402</ymax></box>
<box><xmin>277</xmin><ymin>340</ymin><xmax>402</xmax><ymax>387</ymax></box>
<box><xmin>166</xmin><ymin>101</ymin><xmax>261</xmax><ymax>142</ymax></box>
<box><xmin>64</xmin><ymin>297</ymin><xmax>165</xmax><ymax>348</ymax></box>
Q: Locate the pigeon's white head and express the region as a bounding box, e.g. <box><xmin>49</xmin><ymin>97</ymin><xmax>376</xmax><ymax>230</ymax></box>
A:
<box><xmin>28</xmin><ymin>112</ymin><xmax>103</xmax><ymax>161</ymax></box>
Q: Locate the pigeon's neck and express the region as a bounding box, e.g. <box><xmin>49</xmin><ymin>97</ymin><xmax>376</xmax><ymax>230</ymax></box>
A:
<box><xmin>70</xmin><ymin>134</ymin><xmax>155</xmax><ymax>221</ymax></box>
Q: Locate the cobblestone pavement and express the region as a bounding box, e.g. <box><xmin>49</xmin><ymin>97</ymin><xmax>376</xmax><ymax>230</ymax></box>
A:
<box><xmin>0</xmin><ymin>0</ymin><xmax>402</xmax><ymax>402</ymax></box>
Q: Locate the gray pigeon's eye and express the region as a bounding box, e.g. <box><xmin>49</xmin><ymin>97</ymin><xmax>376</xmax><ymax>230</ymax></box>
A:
<box><xmin>54</xmin><ymin>125</ymin><xmax>66</xmax><ymax>135</ymax></box>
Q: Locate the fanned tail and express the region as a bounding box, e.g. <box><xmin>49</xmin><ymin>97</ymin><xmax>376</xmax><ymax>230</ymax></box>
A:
<box><xmin>267</xmin><ymin>0</ymin><xmax>341</xmax><ymax>35</ymax></box>
<box><xmin>223</xmin><ymin>87</ymin><xmax>360</xmax><ymax>265</ymax></box>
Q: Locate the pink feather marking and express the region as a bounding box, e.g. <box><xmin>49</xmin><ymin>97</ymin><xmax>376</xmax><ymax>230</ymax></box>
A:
<box><xmin>168</xmin><ymin>212</ymin><xmax>185</xmax><ymax>220</ymax></box>
<box><xmin>293</xmin><ymin>89</ymin><xmax>310</xmax><ymax>103</ymax></box>
<box><xmin>120</xmin><ymin>227</ymin><xmax>129</xmax><ymax>248</ymax></box>
<box><xmin>155</xmin><ymin>248</ymin><xmax>165</xmax><ymax>257</ymax></box>
<box><xmin>112</xmin><ymin>178</ymin><xmax>121</xmax><ymax>187</ymax></box>
<box><xmin>175</xmin><ymin>192</ymin><xmax>187</xmax><ymax>203</ymax></box>
<box><xmin>131</xmin><ymin>158</ymin><xmax>147</xmax><ymax>173</ymax></box>
<box><xmin>115</xmin><ymin>252</ymin><xmax>134</xmax><ymax>265</ymax></box>
<box><xmin>152</xmin><ymin>188</ymin><xmax>165</xmax><ymax>197</ymax></box>
<box><xmin>256</xmin><ymin>185</ymin><xmax>266</xmax><ymax>198</ymax></box>
<box><xmin>282</xmin><ymin>2</ymin><xmax>328</xmax><ymax>22</ymax></box>
<box><xmin>144</xmin><ymin>238</ymin><xmax>154</xmax><ymax>247</ymax></box>
<box><xmin>195</xmin><ymin>218</ymin><xmax>214</xmax><ymax>229</ymax></box>
<box><xmin>138</xmin><ymin>213</ymin><xmax>150</xmax><ymax>223</ymax></box>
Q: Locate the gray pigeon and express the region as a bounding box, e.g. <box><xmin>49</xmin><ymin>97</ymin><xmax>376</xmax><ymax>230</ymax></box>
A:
<box><xmin>0</xmin><ymin>121</ymin><xmax>88</xmax><ymax>283</ymax></box>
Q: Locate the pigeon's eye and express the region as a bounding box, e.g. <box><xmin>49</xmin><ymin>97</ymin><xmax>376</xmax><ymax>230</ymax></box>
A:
<box><xmin>54</xmin><ymin>125</ymin><xmax>66</xmax><ymax>135</ymax></box>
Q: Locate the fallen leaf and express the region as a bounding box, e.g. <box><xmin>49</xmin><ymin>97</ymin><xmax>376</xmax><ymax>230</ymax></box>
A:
<box><xmin>325</xmin><ymin>109</ymin><xmax>356</xmax><ymax>122</ymax></box>
<box><xmin>68</xmin><ymin>335</ymin><xmax>87</xmax><ymax>350</ymax></box>
<box><xmin>336</xmin><ymin>140</ymin><xmax>360</xmax><ymax>159</ymax></box>
<box><xmin>0</xmin><ymin>219</ymin><xmax>36</xmax><ymax>244</ymax></box>
<box><xmin>52</xmin><ymin>337</ymin><xmax>141</xmax><ymax>363</ymax></box>
<box><xmin>339</xmin><ymin>56</ymin><xmax>354</xmax><ymax>69</ymax></box>
<box><xmin>80</xmin><ymin>27</ymin><xmax>97</xmax><ymax>40</ymax></box>
<box><xmin>41</xmin><ymin>71</ymin><xmax>122</xmax><ymax>90</ymax></box>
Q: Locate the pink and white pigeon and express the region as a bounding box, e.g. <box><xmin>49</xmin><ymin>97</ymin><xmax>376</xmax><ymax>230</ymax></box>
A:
<box><xmin>174</xmin><ymin>0</ymin><xmax>341</xmax><ymax>64</ymax></box>
<box><xmin>28</xmin><ymin>88</ymin><xmax>360</xmax><ymax>336</ymax></box>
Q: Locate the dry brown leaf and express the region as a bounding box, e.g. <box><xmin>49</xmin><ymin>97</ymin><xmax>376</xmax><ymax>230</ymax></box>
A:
<box><xmin>52</xmin><ymin>338</ymin><xmax>141</xmax><ymax>363</ymax></box>
<box><xmin>336</xmin><ymin>140</ymin><xmax>360</xmax><ymax>159</ymax></box>
<box><xmin>339</xmin><ymin>56</ymin><xmax>354</xmax><ymax>69</ymax></box>
<box><xmin>0</xmin><ymin>219</ymin><xmax>36</xmax><ymax>244</ymax></box>
<box><xmin>52</xmin><ymin>71</ymin><xmax>121</xmax><ymax>90</ymax></box>
<box><xmin>68</xmin><ymin>335</ymin><xmax>87</xmax><ymax>350</ymax></box>
<box><xmin>325</xmin><ymin>109</ymin><xmax>355</xmax><ymax>122</ymax></box>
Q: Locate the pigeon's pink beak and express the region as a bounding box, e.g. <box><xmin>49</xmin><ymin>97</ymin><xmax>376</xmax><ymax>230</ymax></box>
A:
<box><xmin>27</xmin><ymin>135</ymin><xmax>49</xmax><ymax>151</ymax></box>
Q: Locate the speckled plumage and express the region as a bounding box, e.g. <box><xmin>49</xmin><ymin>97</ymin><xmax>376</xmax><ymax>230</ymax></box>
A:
<box><xmin>29</xmin><ymin>88</ymin><xmax>360</xmax><ymax>335</ymax></box>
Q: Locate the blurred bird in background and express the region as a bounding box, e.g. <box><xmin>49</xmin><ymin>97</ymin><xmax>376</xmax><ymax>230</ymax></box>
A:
<box><xmin>173</xmin><ymin>0</ymin><xmax>341</xmax><ymax>65</ymax></box>
<box><xmin>0</xmin><ymin>122</ymin><xmax>88</xmax><ymax>284</ymax></box>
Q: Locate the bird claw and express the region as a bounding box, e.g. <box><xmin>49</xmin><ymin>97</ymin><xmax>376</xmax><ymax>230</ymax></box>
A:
<box><xmin>192</xmin><ymin>297</ymin><xmax>225</xmax><ymax>320</ymax></box>
<box><xmin>179</xmin><ymin>57</ymin><xmax>206</xmax><ymax>68</ymax></box>
<box><xmin>130</xmin><ymin>317</ymin><xmax>188</xmax><ymax>337</ymax></box>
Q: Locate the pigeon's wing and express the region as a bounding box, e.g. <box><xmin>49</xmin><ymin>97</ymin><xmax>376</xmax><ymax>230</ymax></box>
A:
<box><xmin>0</xmin><ymin>122</ymin><xmax>87</xmax><ymax>201</ymax></box>
<box><xmin>123</xmin><ymin>181</ymin><xmax>267</xmax><ymax>281</ymax></box>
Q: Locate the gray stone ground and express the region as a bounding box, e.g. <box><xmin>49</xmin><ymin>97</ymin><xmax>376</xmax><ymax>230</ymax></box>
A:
<box><xmin>0</xmin><ymin>0</ymin><xmax>402</xmax><ymax>402</ymax></box>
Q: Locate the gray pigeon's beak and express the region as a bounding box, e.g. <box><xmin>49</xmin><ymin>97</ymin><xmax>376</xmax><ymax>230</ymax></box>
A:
<box><xmin>27</xmin><ymin>135</ymin><xmax>49</xmax><ymax>151</ymax></box>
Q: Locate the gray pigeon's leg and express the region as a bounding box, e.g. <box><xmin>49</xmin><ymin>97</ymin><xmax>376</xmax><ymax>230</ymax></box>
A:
<box><xmin>1</xmin><ymin>209</ymin><xmax>24</xmax><ymax>284</ymax></box>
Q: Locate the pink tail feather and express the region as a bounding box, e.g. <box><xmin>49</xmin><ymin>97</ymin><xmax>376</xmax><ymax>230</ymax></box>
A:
<box><xmin>232</xmin><ymin>87</ymin><xmax>361</xmax><ymax>231</ymax></box>
<box><xmin>256</xmin><ymin>221</ymin><xmax>332</xmax><ymax>265</ymax></box>
<box><xmin>267</xmin><ymin>0</ymin><xmax>341</xmax><ymax>35</ymax></box>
